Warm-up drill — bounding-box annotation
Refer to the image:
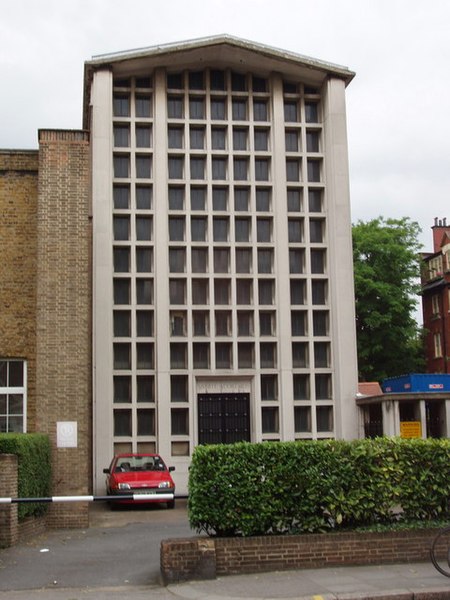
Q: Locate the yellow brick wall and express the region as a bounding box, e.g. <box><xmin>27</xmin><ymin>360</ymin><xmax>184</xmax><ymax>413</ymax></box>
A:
<box><xmin>36</xmin><ymin>130</ymin><xmax>91</xmax><ymax>528</ymax></box>
<box><xmin>0</xmin><ymin>151</ymin><xmax>38</xmax><ymax>430</ymax></box>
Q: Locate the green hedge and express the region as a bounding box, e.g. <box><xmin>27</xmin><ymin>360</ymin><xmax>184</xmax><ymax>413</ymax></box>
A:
<box><xmin>188</xmin><ymin>438</ymin><xmax>450</xmax><ymax>536</ymax></box>
<box><xmin>0</xmin><ymin>433</ymin><xmax>51</xmax><ymax>520</ymax></box>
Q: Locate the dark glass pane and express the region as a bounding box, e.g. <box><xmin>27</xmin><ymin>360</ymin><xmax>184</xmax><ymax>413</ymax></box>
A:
<box><xmin>168</xmin><ymin>126</ymin><xmax>184</xmax><ymax>149</ymax></box>
<box><xmin>256</xmin><ymin>188</ymin><xmax>270</xmax><ymax>211</ymax></box>
<box><xmin>137</xmin><ymin>376</ymin><xmax>154</xmax><ymax>402</ymax></box>
<box><xmin>258</xmin><ymin>249</ymin><xmax>273</xmax><ymax>273</ymax></box>
<box><xmin>169</xmin><ymin>217</ymin><xmax>185</xmax><ymax>241</ymax></box>
<box><xmin>113</xmin><ymin>185</ymin><xmax>130</xmax><ymax>209</ymax></box>
<box><xmin>293</xmin><ymin>374</ymin><xmax>310</xmax><ymax>400</ymax></box>
<box><xmin>258</xmin><ymin>280</ymin><xmax>274</xmax><ymax>305</ymax></box>
<box><xmin>114</xmin><ymin>343</ymin><xmax>131</xmax><ymax>369</ymax></box>
<box><xmin>114</xmin><ymin>376</ymin><xmax>131</xmax><ymax>403</ymax></box>
<box><xmin>212</xmin><ymin>187</ymin><xmax>227</xmax><ymax>211</ymax></box>
<box><xmin>136</xmin><ymin>216</ymin><xmax>152</xmax><ymax>241</ymax></box>
<box><xmin>113</xmin><ymin>311</ymin><xmax>131</xmax><ymax>337</ymax></box>
<box><xmin>190</xmin><ymin>157</ymin><xmax>205</xmax><ymax>179</ymax></box>
<box><xmin>284</xmin><ymin>101</ymin><xmax>298</xmax><ymax>122</ymax></box>
<box><xmin>191</xmin><ymin>217</ymin><xmax>207</xmax><ymax>241</ymax></box>
<box><xmin>136</xmin><ymin>126</ymin><xmax>151</xmax><ymax>147</ymax></box>
<box><xmin>190</xmin><ymin>127</ymin><xmax>205</xmax><ymax>149</ymax></box>
<box><xmin>231</xmin><ymin>72</ymin><xmax>246</xmax><ymax>91</ymax></box>
<box><xmin>190</xmin><ymin>187</ymin><xmax>206</xmax><ymax>210</ymax></box>
<box><xmin>136</xmin><ymin>186</ymin><xmax>152</xmax><ymax>209</ymax></box>
<box><xmin>252</xmin><ymin>76</ymin><xmax>267</xmax><ymax>92</ymax></box>
<box><xmin>255</xmin><ymin>159</ymin><xmax>269</xmax><ymax>181</ymax></box>
<box><xmin>136</xmin><ymin>248</ymin><xmax>152</xmax><ymax>272</ymax></box>
<box><xmin>168</xmin><ymin>96</ymin><xmax>184</xmax><ymax>118</ymax></box>
<box><xmin>113</xmin><ymin>248</ymin><xmax>130</xmax><ymax>272</ymax></box>
<box><xmin>8</xmin><ymin>362</ymin><xmax>23</xmax><ymax>387</ymax></box>
<box><xmin>135</xmin><ymin>96</ymin><xmax>151</xmax><ymax>118</ymax></box>
<box><xmin>167</xmin><ymin>72</ymin><xmax>183</xmax><ymax>89</ymax></box>
<box><xmin>168</xmin><ymin>187</ymin><xmax>184</xmax><ymax>210</ymax></box>
<box><xmin>233</xmin><ymin>128</ymin><xmax>247</xmax><ymax>150</ymax></box>
<box><xmin>114</xmin><ymin>279</ymin><xmax>130</xmax><ymax>304</ymax></box>
<box><xmin>136</xmin><ymin>343</ymin><xmax>154</xmax><ymax>369</ymax></box>
<box><xmin>261</xmin><ymin>407</ymin><xmax>279</xmax><ymax>433</ymax></box>
<box><xmin>211</xmin><ymin>98</ymin><xmax>226</xmax><ymax>119</ymax></box>
<box><xmin>212</xmin><ymin>127</ymin><xmax>226</xmax><ymax>149</ymax></box>
<box><xmin>136</xmin><ymin>279</ymin><xmax>153</xmax><ymax>304</ymax></box>
<box><xmin>114</xmin><ymin>125</ymin><xmax>130</xmax><ymax>147</ymax></box>
<box><xmin>169</xmin><ymin>279</ymin><xmax>186</xmax><ymax>304</ymax></box>
<box><xmin>253</xmin><ymin>100</ymin><xmax>268</xmax><ymax>121</ymax></box>
<box><xmin>232</xmin><ymin>99</ymin><xmax>247</xmax><ymax>120</ymax></box>
<box><xmin>189</xmin><ymin>71</ymin><xmax>204</xmax><ymax>90</ymax></box>
<box><xmin>137</xmin><ymin>409</ymin><xmax>155</xmax><ymax>435</ymax></box>
<box><xmin>210</xmin><ymin>70</ymin><xmax>225</xmax><ymax>91</ymax></box>
<box><xmin>234</xmin><ymin>188</ymin><xmax>249</xmax><ymax>211</ymax></box>
<box><xmin>234</xmin><ymin>158</ymin><xmax>248</xmax><ymax>180</ymax></box>
<box><xmin>254</xmin><ymin>129</ymin><xmax>268</xmax><ymax>151</ymax></box>
<box><xmin>171</xmin><ymin>408</ymin><xmax>189</xmax><ymax>434</ymax></box>
<box><xmin>114</xmin><ymin>409</ymin><xmax>131</xmax><ymax>436</ymax></box>
<box><xmin>114</xmin><ymin>155</ymin><xmax>129</xmax><ymax>178</ymax></box>
<box><xmin>261</xmin><ymin>375</ymin><xmax>277</xmax><ymax>401</ymax></box>
<box><xmin>305</xmin><ymin>102</ymin><xmax>319</xmax><ymax>123</ymax></box>
<box><xmin>292</xmin><ymin>342</ymin><xmax>308</xmax><ymax>367</ymax></box>
<box><xmin>287</xmin><ymin>189</ymin><xmax>301</xmax><ymax>212</ymax></box>
<box><xmin>291</xmin><ymin>311</ymin><xmax>307</xmax><ymax>336</ymax></box>
<box><xmin>137</xmin><ymin>311</ymin><xmax>153</xmax><ymax>336</ymax></box>
<box><xmin>289</xmin><ymin>249</ymin><xmax>305</xmax><ymax>274</ymax></box>
<box><xmin>290</xmin><ymin>280</ymin><xmax>306</xmax><ymax>304</ymax></box>
<box><xmin>113</xmin><ymin>94</ymin><xmax>130</xmax><ymax>117</ymax></box>
<box><xmin>189</xmin><ymin>97</ymin><xmax>205</xmax><ymax>119</ymax></box>
<box><xmin>168</xmin><ymin>157</ymin><xmax>184</xmax><ymax>179</ymax></box>
<box><xmin>169</xmin><ymin>248</ymin><xmax>186</xmax><ymax>272</ymax></box>
<box><xmin>136</xmin><ymin>156</ymin><xmax>151</xmax><ymax>179</ymax></box>
<box><xmin>171</xmin><ymin>375</ymin><xmax>188</xmax><ymax>402</ymax></box>
<box><xmin>114</xmin><ymin>217</ymin><xmax>129</xmax><ymax>241</ymax></box>
<box><xmin>306</xmin><ymin>130</ymin><xmax>320</xmax><ymax>152</ymax></box>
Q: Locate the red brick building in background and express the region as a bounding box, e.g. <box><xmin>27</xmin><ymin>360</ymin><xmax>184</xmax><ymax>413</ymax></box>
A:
<box><xmin>421</xmin><ymin>218</ymin><xmax>450</xmax><ymax>374</ymax></box>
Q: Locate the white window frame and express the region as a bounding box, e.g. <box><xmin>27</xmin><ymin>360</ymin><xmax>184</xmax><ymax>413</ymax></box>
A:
<box><xmin>0</xmin><ymin>359</ymin><xmax>27</xmax><ymax>433</ymax></box>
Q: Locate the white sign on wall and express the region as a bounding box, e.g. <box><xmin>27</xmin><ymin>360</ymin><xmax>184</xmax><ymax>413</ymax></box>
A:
<box><xmin>57</xmin><ymin>421</ymin><xmax>78</xmax><ymax>448</ymax></box>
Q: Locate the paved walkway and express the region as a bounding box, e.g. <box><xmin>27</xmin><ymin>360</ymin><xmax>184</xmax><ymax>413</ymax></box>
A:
<box><xmin>1</xmin><ymin>502</ymin><xmax>449</xmax><ymax>599</ymax></box>
<box><xmin>0</xmin><ymin>561</ymin><xmax>449</xmax><ymax>599</ymax></box>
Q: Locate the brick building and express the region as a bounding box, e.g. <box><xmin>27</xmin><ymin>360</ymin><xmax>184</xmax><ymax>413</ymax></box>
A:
<box><xmin>1</xmin><ymin>36</ymin><xmax>358</xmax><ymax>519</ymax></box>
<box><xmin>421</xmin><ymin>218</ymin><xmax>450</xmax><ymax>373</ymax></box>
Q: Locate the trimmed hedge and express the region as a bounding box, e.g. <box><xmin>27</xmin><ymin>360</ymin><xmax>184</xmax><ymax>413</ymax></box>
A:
<box><xmin>0</xmin><ymin>433</ymin><xmax>51</xmax><ymax>520</ymax></box>
<box><xmin>188</xmin><ymin>438</ymin><xmax>450</xmax><ymax>536</ymax></box>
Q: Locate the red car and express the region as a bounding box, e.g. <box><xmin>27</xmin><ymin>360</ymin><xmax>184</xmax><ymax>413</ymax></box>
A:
<box><xmin>103</xmin><ymin>453</ymin><xmax>176</xmax><ymax>508</ymax></box>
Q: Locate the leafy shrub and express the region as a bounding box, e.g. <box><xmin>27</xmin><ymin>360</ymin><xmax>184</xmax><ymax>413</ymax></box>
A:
<box><xmin>188</xmin><ymin>438</ymin><xmax>450</xmax><ymax>536</ymax></box>
<box><xmin>0</xmin><ymin>433</ymin><xmax>51</xmax><ymax>520</ymax></box>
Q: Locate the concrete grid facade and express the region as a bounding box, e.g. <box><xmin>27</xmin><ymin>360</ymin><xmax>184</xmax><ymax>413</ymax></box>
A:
<box><xmin>1</xmin><ymin>36</ymin><xmax>358</xmax><ymax>509</ymax></box>
<box><xmin>87</xmin><ymin>37</ymin><xmax>358</xmax><ymax>495</ymax></box>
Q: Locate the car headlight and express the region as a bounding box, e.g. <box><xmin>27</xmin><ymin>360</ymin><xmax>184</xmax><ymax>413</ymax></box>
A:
<box><xmin>158</xmin><ymin>481</ymin><xmax>173</xmax><ymax>489</ymax></box>
<box><xmin>118</xmin><ymin>482</ymin><xmax>131</xmax><ymax>490</ymax></box>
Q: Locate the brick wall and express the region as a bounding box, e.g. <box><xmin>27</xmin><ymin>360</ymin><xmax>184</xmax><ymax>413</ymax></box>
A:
<box><xmin>36</xmin><ymin>130</ymin><xmax>91</xmax><ymax>528</ymax></box>
<box><xmin>0</xmin><ymin>151</ymin><xmax>38</xmax><ymax>430</ymax></box>
<box><xmin>160</xmin><ymin>530</ymin><xmax>439</xmax><ymax>584</ymax></box>
<box><xmin>0</xmin><ymin>454</ymin><xmax>19</xmax><ymax>548</ymax></box>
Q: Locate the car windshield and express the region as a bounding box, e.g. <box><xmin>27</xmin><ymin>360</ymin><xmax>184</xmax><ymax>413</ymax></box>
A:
<box><xmin>115</xmin><ymin>455</ymin><xmax>165</xmax><ymax>472</ymax></box>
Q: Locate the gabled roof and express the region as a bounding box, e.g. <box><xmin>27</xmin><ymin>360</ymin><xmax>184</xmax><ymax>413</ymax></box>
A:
<box><xmin>83</xmin><ymin>34</ymin><xmax>354</xmax><ymax>125</ymax></box>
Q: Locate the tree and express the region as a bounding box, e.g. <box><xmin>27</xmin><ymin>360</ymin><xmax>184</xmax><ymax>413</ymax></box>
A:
<box><xmin>352</xmin><ymin>216</ymin><xmax>425</xmax><ymax>382</ymax></box>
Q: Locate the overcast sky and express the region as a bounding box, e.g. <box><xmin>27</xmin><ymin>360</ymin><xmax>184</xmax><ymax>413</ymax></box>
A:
<box><xmin>1</xmin><ymin>0</ymin><xmax>449</xmax><ymax>252</ymax></box>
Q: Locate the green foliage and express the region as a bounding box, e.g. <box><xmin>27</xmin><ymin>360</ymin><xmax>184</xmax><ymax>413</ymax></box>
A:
<box><xmin>352</xmin><ymin>216</ymin><xmax>425</xmax><ymax>381</ymax></box>
<box><xmin>0</xmin><ymin>433</ymin><xmax>52</xmax><ymax>520</ymax></box>
<box><xmin>188</xmin><ymin>439</ymin><xmax>450</xmax><ymax>537</ymax></box>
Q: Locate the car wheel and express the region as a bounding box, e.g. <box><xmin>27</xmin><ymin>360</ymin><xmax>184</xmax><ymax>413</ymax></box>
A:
<box><xmin>167</xmin><ymin>499</ymin><xmax>175</xmax><ymax>509</ymax></box>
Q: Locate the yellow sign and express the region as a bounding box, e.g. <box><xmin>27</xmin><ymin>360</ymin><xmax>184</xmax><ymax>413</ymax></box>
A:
<box><xmin>400</xmin><ymin>421</ymin><xmax>422</xmax><ymax>438</ymax></box>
